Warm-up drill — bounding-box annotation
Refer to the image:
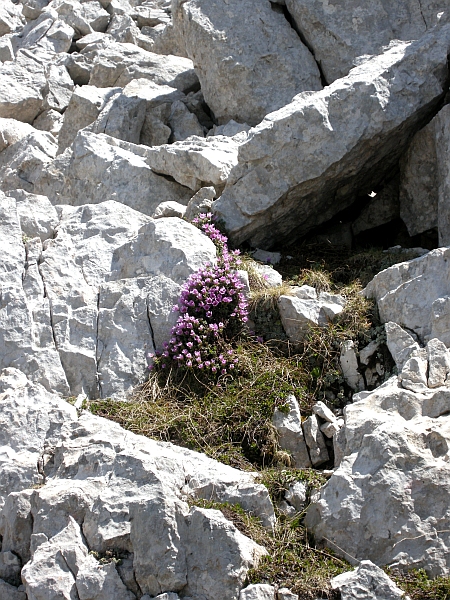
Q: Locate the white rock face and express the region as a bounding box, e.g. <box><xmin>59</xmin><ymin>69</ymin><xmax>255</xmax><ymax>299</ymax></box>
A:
<box><xmin>0</xmin><ymin>50</ymin><xmax>47</xmax><ymax>122</ymax></box>
<box><xmin>0</xmin><ymin>130</ymin><xmax>57</xmax><ymax>193</ymax></box>
<box><xmin>145</xmin><ymin>135</ymin><xmax>241</xmax><ymax>192</ymax></box>
<box><xmin>0</xmin><ymin>198</ymin><xmax>216</xmax><ymax>399</ymax></box>
<box><xmin>213</xmin><ymin>23</ymin><xmax>450</xmax><ymax>248</ymax></box>
<box><xmin>0</xmin><ymin>118</ymin><xmax>36</xmax><ymax>153</ymax></box>
<box><xmin>57</xmin><ymin>85</ymin><xmax>121</xmax><ymax>153</ymax></box>
<box><xmin>278</xmin><ymin>286</ymin><xmax>345</xmax><ymax>342</ymax></box>
<box><xmin>285</xmin><ymin>0</ymin><xmax>448</xmax><ymax>83</ymax></box>
<box><xmin>0</xmin><ymin>373</ymin><xmax>272</xmax><ymax>596</ymax></box>
<box><xmin>331</xmin><ymin>560</ymin><xmax>406</xmax><ymax>600</ymax></box>
<box><xmin>173</xmin><ymin>0</ymin><xmax>322</xmax><ymax>126</ymax></box>
<box><xmin>35</xmin><ymin>131</ymin><xmax>192</xmax><ymax>215</ymax></box>
<box><xmin>364</xmin><ymin>248</ymin><xmax>450</xmax><ymax>346</ymax></box>
<box><xmin>306</xmin><ymin>376</ymin><xmax>450</xmax><ymax>575</ymax></box>
<box><xmin>239</xmin><ymin>584</ymin><xmax>277</xmax><ymax>600</ymax></box>
<box><xmin>87</xmin><ymin>39</ymin><xmax>199</xmax><ymax>92</ymax></box>
<box><xmin>272</xmin><ymin>395</ymin><xmax>311</xmax><ymax>468</ymax></box>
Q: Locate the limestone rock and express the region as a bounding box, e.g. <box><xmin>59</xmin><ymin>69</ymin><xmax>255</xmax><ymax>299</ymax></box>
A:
<box><xmin>6</xmin><ymin>189</ymin><xmax>58</xmax><ymax>242</ymax></box>
<box><xmin>20</xmin><ymin>0</ymin><xmax>52</xmax><ymax>21</ymax></box>
<box><xmin>0</xmin><ymin>192</ymin><xmax>69</xmax><ymax>394</ymax></box>
<box><xmin>284</xmin><ymin>481</ymin><xmax>307</xmax><ymax>513</ymax></box>
<box><xmin>0</xmin><ymin>578</ymin><xmax>27</xmax><ymax>600</ymax></box>
<box><xmin>340</xmin><ymin>340</ymin><xmax>364</xmax><ymax>392</ymax></box>
<box><xmin>173</xmin><ymin>0</ymin><xmax>322</xmax><ymax>125</ymax></box>
<box><xmin>364</xmin><ymin>248</ymin><xmax>450</xmax><ymax>346</ymax></box>
<box><xmin>399</xmin><ymin>117</ymin><xmax>439</xmax><ymax>236</ymax></box>
<box><xmin>152</xmin><ymin>201</ymin><xmax>186</xmax><ymax>219</ymax></box>
<box><xmin>49</xmin><ymin>0</ymin><xmax>110</xmax><ymax>38</ymax></box>
<box><xmin>272</xmin><ymin>395</ymin><xmax>312</xmax><ymax>468</ymax></box>
<box><xmin>306</xmin><ymin>376</ymin><xmax>450</xmax><ymax>574</ymax></box>
<box><xmin>36</xmin><ymin>131</ymin><xmax>192</xmax><ymax>215</ymax></box>
<box><xmin>0</xmin><ymin>551</ymin><xmax>21</xmax><ymax>587</ymax></box>
<box><xmin>320</xmin><ymin>420</ymin><xmax>341</xmax><ymax>438</ymax></box>
<box><xmin>33</xmin><ymin>109</ymin><xmax>63</xmax><ymax>137</ymax></box>
<box><xmin>399</xmin><ymin>348</ymin><xmax>429</xmax><ymax>393</ymax></box>
<box><xmin>239</xmin><ymin>584</ymin><xmax>276</xmax><ymax>600</ymax></box>
<box><xmin>312</xmin><ymin>401</ymin><xmax>337</xmax><ymax>424</ymax></box>
<box><xmin>57</xmin><ymin>85</ymin><xmax>120</xmax><ymax>153</ymax></box>
<box><xmin>302</xmin><ymin>414</ymin><xmax>329</xmax><ymax>467</ymax></box>
<box><xmin>42</xmin><ymin>64</ymin><xmax>74</xmax><ymax>114</ymax></box>
<box><xmin>0</xmin><ymin>118</ymin><xmax>36</xmax><ymax>153</ymax></box>
<box><xmin>39</xmin><ymin>203</ymin><xmax>215</xmax><ymax>398</ymax></box>
<box><xmin>106</xmin><ymin>13</ymin><xmax>140</xmax><ymax>44</ymax></box>
<box><xmin>277</xmin><ymin>589</ymin><xmax>298</xmax><ymax>600</ymax></box>
<box><xmin>0</xmin><ymin>373</ymin><xmax>273</xmax><ymax>596</ymax></box>
<box><xmin>0</xmin><ymin>49</ymin><xmax>48</xmax><ymax>123</ymax></box>
<box><xmin>435</xmin><ymin>104</ymin><xmax>450</xmax><ymax>245</ymax></box>
<box><xmin>278</xmin><ymin>287</ymin><xmax>345</xmax><ymax>343</ymax></box>
<box><xmin>285</xmin><ymin>0</ymin><xmax>448</xmax><ymax>83</ymax></box>
<box><xmin>145</xmin><ymin>135</ymin><xmax>240</xmax><ymax>192</ymax></box>
<box><xmin>89</xmin><ymin>80</ymin><xmax>186</xmax><ymax>147</ymax></box>
<box><xmin>399</xmin><ymin>103</ymin><xmax>450</xmax><ymax>244</ymax></box>
<box><xmin>87</xmin><ymin>40</ymin><xmax>198</xmax><ymax>92</ymax></box>
<box><xmin>0</xmin><ymin>130</ymin><xmax>57</xmax><ymax>193</ymax></box>
<box><xmin>0</xmin><ymin>37</ymin><xmax>14</xmax><ymax>63</ymax></box>
<box><xmin>184</xmin><ymin>507</ymin><xmax>266</xmax><ymax>600</ymax></box>
<box><xmin>183</xmin><ymin>186</ymin><xmax>215</xmax><ymax>221</ymax></box>
<box><xmin>427</xmin><ymin>338</ymin><xmax>450</xmax><ymax>388</ymax></box>
<box><xmin>385</xmin><ymin>322</ymin><xmax>420</xmax><ymax>371</ymax></box>
<box><xmin>213</xmin><ymin>23</ymin><xmax>450</xmax><ymax>248</ymax></box>
<box><xmin>331</xmin><ymin>560</ymin><xmax>406</xmax><ymax>599</ymax></box>
<box><xmin>0</xmin><ymin>1</ymin><xmax>24</xmax><ymax>36</ymax></box>
<box><xmin>168</xmin><ymin>99</ymin><xmax>204</xmax><ymax>142</ymax></box>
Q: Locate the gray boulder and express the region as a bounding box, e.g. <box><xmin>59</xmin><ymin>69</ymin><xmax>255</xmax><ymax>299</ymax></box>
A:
<box><xmin>364</xmin><ymin>247</ymin><xmax>450</xmax><ymax>346</ymax></box>
<box><xmin>306</xmin><ymin>376</ymin><xmax>450</xmax><ymax>575</ymax></box>
<box><xmin>331</xmin><ymin>560</ymin><xmax>407</xmax><ymax>599</ymax></box>
<box><xmin>285</xmin><ymin>0</ymin><xmax>448</xmax><ymax>83</ymax></box>
<box><xmin>145</xmin><ymin>135</ymin><xmax>241</xmax><ymax>192</ymax></box>
<box><xmin>173</xmin><ymin>0</ymin><xmax>322</xmax><ymax>126</ymax></box>
<box><xmin>0</xmin><ymin>373</ymin><xmax>271</xmax><ymax>596</ymax></box>
<box><xmin>272</xmin><ymin>395</ymin><xmax>311</xmax><ymax>468</ymax></box>
<box><xmin>399</xmin><ymin>103</ymin><xmax>450</xmax><ymax>244</ymax></box>
<box><xmin>35</xmin><ymin>131</ymin><xmax>192</xmax><ymax>215</ymax></box>
<box><xmin>0</xmin><ymin>130</ymin><xmax>57</xmax><ymax>193</ymax></box>
<box><xmin>278</xmin><ymin>286</ymin><xmax>345</xmax><ymax>343</ymax></box>
<box><xmin>0</xmin><ymin>49</ymin><xmax>48</xmax><ymax>123</ymax></box>
<box><xmin>57</xmin><ymin>85</ymin><xmax>121</xmax><ymax>153</ymax></box>
<box><xmin>86</xmin><ymin>39</ymin><xmax>198</xmax><ymax>92</ymax></box>
<box><xmin>213</xmin><ymin>22</ymin><xmax>450</xmax><ymax>248</ymax></box>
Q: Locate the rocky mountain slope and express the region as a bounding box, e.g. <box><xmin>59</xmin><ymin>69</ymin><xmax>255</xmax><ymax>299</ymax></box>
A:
<box><xmin>1</xmin><ymin>0</ymin><xmax>450</xmax><ymax>598</ymax></box>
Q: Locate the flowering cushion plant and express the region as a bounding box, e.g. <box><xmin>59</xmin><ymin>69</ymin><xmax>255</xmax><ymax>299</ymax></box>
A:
<box><xmin>149</xmin><ymin>214</ymin><xmax>248</xmax><ymax>377</ymax></box>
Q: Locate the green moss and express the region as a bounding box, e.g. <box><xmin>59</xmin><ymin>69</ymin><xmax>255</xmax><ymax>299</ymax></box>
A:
<box><xmin>387</xmin><ymin>568</ymin><xmax>450</xmax><ymax>600</ymax></box>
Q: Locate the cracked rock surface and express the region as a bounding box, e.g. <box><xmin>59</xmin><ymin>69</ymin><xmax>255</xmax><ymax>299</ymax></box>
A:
<box><xmin>1</xmin><ymin>0</ymin><xmax>450</xmax><ymax>595</ymax></box>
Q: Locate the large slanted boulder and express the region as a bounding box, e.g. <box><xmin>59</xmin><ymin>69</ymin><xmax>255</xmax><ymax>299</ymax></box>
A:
<box><xmin>173</xmin><ymin>0</ymin><xmax>322</xmax><ymax>126</ymax></box>
<box><xmin>306</xmin><ymin>376</ymin><xmax>450</xmax><ymax>576</ymax></box>
<box><xmin>285</xmin><ymin>0</ymin><xmax>448</xmax><ymax>83</ymax></box>
<box><xmin>213</xmin><ymin>22</ymin><xmax>450</xmax><ymax>248</ymax></box>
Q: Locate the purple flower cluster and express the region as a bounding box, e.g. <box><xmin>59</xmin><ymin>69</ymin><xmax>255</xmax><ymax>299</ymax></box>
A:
<box><xmin>149</xmin><ymin>214</ymin><xmax>248</xmax><ymax>376</ymax></box>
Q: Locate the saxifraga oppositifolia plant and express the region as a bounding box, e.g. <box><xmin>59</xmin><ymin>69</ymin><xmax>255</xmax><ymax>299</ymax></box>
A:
<box><xmin>148</xmin><ymin>214</ymin><xmax>248</xmax><ymax>377</ymax></box>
